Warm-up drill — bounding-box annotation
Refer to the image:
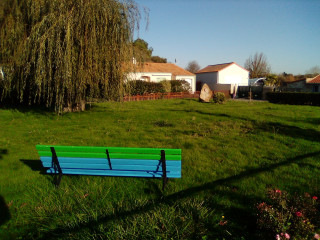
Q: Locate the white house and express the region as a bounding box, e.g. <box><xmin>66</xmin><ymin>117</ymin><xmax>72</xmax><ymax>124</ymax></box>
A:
<box><xmin>196</xmin><ymin>62</ymin><xmax>249</xmax><ymax>95</ymax></box>
<box><xmin>126</xmin><ymin>62</ymin><xmax>196</xmax><ymax>92</ymax></box>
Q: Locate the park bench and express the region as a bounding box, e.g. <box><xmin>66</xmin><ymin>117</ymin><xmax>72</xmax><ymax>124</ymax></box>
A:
<box><xmin>36</xmin><ymin>145</ymin><xmax>181</xmax><ymax>190</ymax></box>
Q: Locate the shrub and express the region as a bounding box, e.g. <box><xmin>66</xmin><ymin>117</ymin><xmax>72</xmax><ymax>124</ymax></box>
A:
<box><xmin>160</xmin><ymin>80</ymin><xmax>171</xmax><ymax>93</ymax></box>
<box><xmin>213</xmin><ymin>92</ymin><xmax>226</xmax><ymax>104</ymax></box>
<box><xmin>170</xmin><ymin>80</ymin><xmax>191</xmax><ymax>92</ymax></box>
<box><xmin>126</xmin><ymin>80</ymin><xmax>164</xmax><ymax>95</ymax></box>
<box><xmin>267</xmin><ymin>92</ymin><xmax>320</xmax><ymax>106</ymax></box>
<box><xmin>125</xmin><ymin>80</ymin><xmax>191</xmax><ymax>96</ymax></box>
<box><xmin>256</xmin><ymin>188</ymin><xmax>320</xmax><ymax>239</ymax></box>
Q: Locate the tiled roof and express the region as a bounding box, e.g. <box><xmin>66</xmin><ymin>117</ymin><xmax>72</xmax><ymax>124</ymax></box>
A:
<box><xmin>286</xmin><ymin>79</ymin><xmax>307</xmax><ymax>84</ymax></box>
<box><xmin>196</xmin><ymin>62</ymin><xmax>248</xmax><ymax>74</ymax></box>
<box><xmin>308</xmin><ymin>75</ymin><xmax>320</xmax><ymax>84</ymax></box>
<box><xmin>134</xmin><ymin>62</ymin><xmax>195</xmax><ymax>76</ymax></box>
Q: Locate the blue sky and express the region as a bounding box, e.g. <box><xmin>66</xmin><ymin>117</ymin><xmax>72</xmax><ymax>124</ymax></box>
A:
<box><xmin>134</xmin><ymin>0</ymin><xmax>320</xmax><ymax>75</ymax></box>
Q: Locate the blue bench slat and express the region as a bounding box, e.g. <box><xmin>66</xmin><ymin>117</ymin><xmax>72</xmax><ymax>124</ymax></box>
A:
<box><xmin>41</xmin><ymin>161</ymin><xmax>181</xmax><ymax>172</ymax></box>
<box><xmin>40</xmin><ymin>157</ymin><xmax>181</xmax><ymax>167</ymax></box>
<box><xmin>46</xmin><ymin>168</ymin><xmax>181</xmax><ymax>178</ymax></box>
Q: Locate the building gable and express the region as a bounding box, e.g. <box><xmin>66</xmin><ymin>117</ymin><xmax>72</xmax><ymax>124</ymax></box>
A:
<box><xmin>196</xmin><ymin>62</ymin><xmax>249</xmax><ymax>74</ymax></box>
<box><xmin>308</xmin><ymin>75</ymin><xmax>320</xmax><ymax>84</ymax></box>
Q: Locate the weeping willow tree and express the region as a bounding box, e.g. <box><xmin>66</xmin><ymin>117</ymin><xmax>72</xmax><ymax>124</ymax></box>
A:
<box><xmin>0</xmin><ymin>0</ymin><xmax>142</xmax><ymax>112</ymax></box>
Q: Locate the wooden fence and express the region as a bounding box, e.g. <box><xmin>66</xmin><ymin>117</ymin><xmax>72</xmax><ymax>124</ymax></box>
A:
<box><xmin>123</xmin><ymin>92</ymin><xmax>200</xmax><ymax>102</ymax></box>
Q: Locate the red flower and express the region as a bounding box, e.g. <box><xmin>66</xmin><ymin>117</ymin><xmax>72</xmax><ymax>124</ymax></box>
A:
<box><xmin>275</xmin><ymin>189</ymin><xmax>282</xmax><ymax>194</ymax></box>
<box><xmin>295</xmin><ymin>211</ymin><xmax>303</xmax><ymax>217</ymax></box>
<box><xmin>219</xmin><ymin>220</ymin><xmax>228</xmax><ymax>226</ymax></box>
<box><xmin>313</xmin><ymin>196</ymin><xmax>318</xmax><ymax>200</ymax></box>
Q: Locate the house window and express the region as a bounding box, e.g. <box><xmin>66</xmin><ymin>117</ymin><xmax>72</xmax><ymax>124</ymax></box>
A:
<box><xmin>313</xmin><ymin>85</ymin><xmax>319</xmax><ymax>92</ymax></box>
<box><xmin>156</xmin><ymin>77</ymin><xmax>167</xmax><ymax>82</ymax></box>
<box><xmin>141</xmin><ymin>76</ymin><xmax>150</xmax><ymax>82</ymax></box>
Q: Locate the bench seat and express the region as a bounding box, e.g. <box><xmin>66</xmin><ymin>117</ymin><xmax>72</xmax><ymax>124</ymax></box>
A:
<box><xmin>36</xmin><ymin>145</ymin><xmax>182</xmax><ymax>189</ymax></box>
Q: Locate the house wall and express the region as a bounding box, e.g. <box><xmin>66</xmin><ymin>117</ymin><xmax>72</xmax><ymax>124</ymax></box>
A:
<box><xmin>287</xmin><ymin>81</ymin><xmax>306</xmax><ymax>89</ymax></box>
<box><xmin>195</xmin><ymin>72</ymin><xmax>218</xmax><ymax>90</ymax></box>
<box><xmin>218</xmin><ymin>64</ymin><xmax>249</xmax><ymax>86</ymax></box>
<box><xmin>286</xmin><ymin>80</ymin><xmax>317</xmax><ymax>92</ymax></box>
<box><xmin>196</xmin><ymin>64</ymin><xmax>249</xmax><ymax>91</ymax></box>
<box><xmin>127</xmin><ymin>72</ymin><xmax>172</xmax><ymax>82</ymax></box>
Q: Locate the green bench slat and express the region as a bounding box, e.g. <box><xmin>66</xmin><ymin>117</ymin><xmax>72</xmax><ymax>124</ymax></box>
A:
<box><xmin>36</xmin><ymin>145</ymin><xmax>181</xmax><ymax>155</ymax></box>
<box><xmin>38</xmin><ymin>151</ymin><xmax>181</xmax><ymax>161</ymax></box>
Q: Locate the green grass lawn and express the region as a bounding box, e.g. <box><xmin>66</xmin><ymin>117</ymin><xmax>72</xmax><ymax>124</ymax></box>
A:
<box><xmin>0</xmin><ymin>99</ymin><xmax>320</xmax><ymax>239</ymax></box>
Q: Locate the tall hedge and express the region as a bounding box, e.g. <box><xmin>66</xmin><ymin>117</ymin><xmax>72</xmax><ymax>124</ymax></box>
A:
<box><xmin>266</xmin><ymin>92</ymin><xmax>320</xmax><ymax>106</ymax></box>
<box><xmin>0</xmin><ymin>0</ymin><xmax>140</xmax><ymax>112</ymax></box>
<box><xmin>126</xmin><ymin>80</ymin><xmax>191</xmax><ymax>96</ymax></box>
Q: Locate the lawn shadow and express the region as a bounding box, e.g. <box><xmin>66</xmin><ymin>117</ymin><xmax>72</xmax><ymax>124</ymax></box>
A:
<box><xmin>170</xmin><ymin>109</ymin><xmax>230</xmax><ymax>118</ymax></box>
<box><xmin>222</xmin><ymin>113</ymin><xmax>320</xmax><ymax>143</ymax></box>
<box><xmin>201</xmin><ymin>189</ymin><xmax>264</xmax><ymax>239</ymax></box>
<box><xmin>0</xmin><ymin>195</ymin><xmax>11</xmax><ymax>226</ymax></box>
<box><xmin>0</xmin><ymin>103</ymin><xmax>54</xmax><ymax>116</ymax></box>
<box><xmin>257</xmin><ymin>121</ymin><xmax>320</xmax><ymax>143</ymax></box>
<box><xmin>306</xmin><ymin>117</ymin><xmax>320</xmax><ymax>125</ymax></box>
<box><xmin>0</xmin><ymin>149</ymin><xmax>8</xmax><ymax>160</ymax></box>
<box><xmin>38</xmin><ymin>150</ymin><xmax>320</xmax><ymax>239</ymax></box>
<box><xmin>171</xmin><ymin>109</ymin><xmax>320</xmax><ymax>143</ymax></box>
<box><xmin>143</xmin><ymin>181</ymin><xmax>163</xmax><ymax>199</ymax></box>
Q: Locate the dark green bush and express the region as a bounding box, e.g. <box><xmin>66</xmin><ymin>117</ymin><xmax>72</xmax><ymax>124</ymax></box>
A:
<box><xmin>170</xmin><ymin>80</ymin><xmax>191</xmax><ymax>93</ymax></box>
<box><xmin>213</xmin><ymin>92</ymin><xmax>226</xmax><ymax>104</ymax></box>
<box><xmin>126</xmin><ymin>80</ymin><xmax>164</xmax><ymax>95</ymax></box>
<box><xmin>267</xmin><ymin>92</ymin><xmax>320</xmax><ymax>106</ymax></box>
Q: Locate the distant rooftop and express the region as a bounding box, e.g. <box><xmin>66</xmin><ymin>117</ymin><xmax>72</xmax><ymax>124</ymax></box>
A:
<box><xmin>196</xmin><ymin>62</ymin><xmax>248</xmax><ymax>74</ymax></box>
<box><xmin>308</xmin><ymin>74</ymin><xmax>320</xmax><ymax>84</ymax></box>
<box><xmin>134</xmin><ymin>62</ymin><xmax>195</xmax><ymax>76</ymax></box>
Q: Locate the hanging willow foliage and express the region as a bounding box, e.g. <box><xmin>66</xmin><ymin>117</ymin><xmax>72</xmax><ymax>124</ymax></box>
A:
<box><xmin>0</xmin><ymin>0</ymin><xmax>142</xmax><ymax>112</ymax></box>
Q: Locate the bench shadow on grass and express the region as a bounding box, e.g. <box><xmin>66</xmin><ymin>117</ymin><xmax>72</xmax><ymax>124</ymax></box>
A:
<box><xmin>0</xmin><ymin>195</ymin><xmax>10</xmax><ymax>227</ymax></box>
<box><xmin>38</xmin><ymin>150</ymin><xmax>320</xmax><ymax>239</ymax></box>
<box><xmin>20</xmin><ymin>159</ymin><xmax>57</xmax><ymax>185</ymax></box>
<box><xmin>20</xmin><ymin>159</ymin><xmax>44</xmax><ymax>172</ymax></box>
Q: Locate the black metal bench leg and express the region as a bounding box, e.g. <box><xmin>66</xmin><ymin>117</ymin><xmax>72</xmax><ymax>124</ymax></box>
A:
<box><xmin>161</xmin><ymin>150</ymin><xmax>168</xmax><ymax>191</ymax></box>
<box><xmin>53</xmin><ymin>172</ymin><xmax>63</xmax><ymax>187</ymax></box>
<box><xmin>51</xmin><ymin>147</ymin><xmax>63</xmax><ymax>187</ymax></box>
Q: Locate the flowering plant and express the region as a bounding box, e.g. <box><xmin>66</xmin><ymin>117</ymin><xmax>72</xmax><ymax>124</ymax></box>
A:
<box><xmin>256</xmin><ymin>189</ymin><xmax>319</xmax><ymax>239</ymax></box>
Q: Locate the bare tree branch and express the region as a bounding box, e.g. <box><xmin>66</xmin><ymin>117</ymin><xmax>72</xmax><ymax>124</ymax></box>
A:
<box><xmin>245</xmin><ymin>52</ymin><xmax>271</xmax><ymax>78</ymax></box>
<box><xmin>185</xmin><ymin>60</ymin><xmax>200</xmax><ymax>74</ymax></box>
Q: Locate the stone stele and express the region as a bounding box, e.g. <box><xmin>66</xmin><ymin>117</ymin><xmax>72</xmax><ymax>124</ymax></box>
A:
<box><xmin>199</xmin><ymin>83</ymin><xmax>213</xmax><ymax>102</ymax></box>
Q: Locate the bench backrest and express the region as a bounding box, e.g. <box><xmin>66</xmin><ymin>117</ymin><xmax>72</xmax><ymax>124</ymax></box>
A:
<box><xmin>36</xmin><ymin>145</ymin><xmax>181</xmax><ymax>178</ymax></box>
